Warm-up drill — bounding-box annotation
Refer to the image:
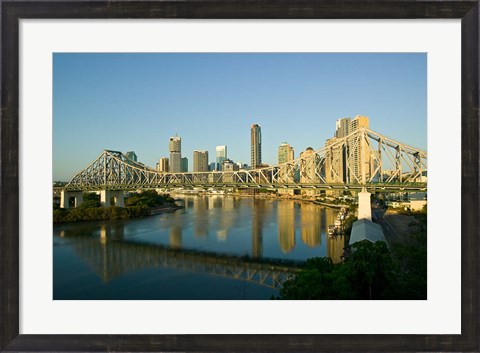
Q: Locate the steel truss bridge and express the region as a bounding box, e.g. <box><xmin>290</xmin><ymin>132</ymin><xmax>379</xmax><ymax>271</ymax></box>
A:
<box><xmin>64</xmin><ymin>127</ymin><xmax>427</xmax><ymax>192</ymax></box>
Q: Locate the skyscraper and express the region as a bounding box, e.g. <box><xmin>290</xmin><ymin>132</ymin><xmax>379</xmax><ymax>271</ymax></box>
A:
<box><xmin>300</xmin><ymin>147</ymin><xmax>320</xmax><ymax>196</ymax></box>
<box><xmin>278</xmin><ymin>142</ymin><xmax>295</xmax><ymax>188</ymax></box>
<box><xmin>250</xmin><ymin>124</ymin><xmax>262</xmax><ymax>168</ymax></box>
<box><xmin>335</xmin><ymin>118</ymin><xmax>351</xmax><ymax>138</ymax></box>
<box><xmin>349</xmin><ymin>115</ymin><xmax>369</xmax><ymax>132</ymax></box>
<box><xmin>193</xmin><ymin>150</ymin><xmax>209</xmax><ymax>172</ymax></box>
<box><xmin>325</xmin><ymin>136</ymin><xmax>344</xmax><ymax>183</ymax></box>
<box><xmin>347</xmin><ymin>115</ymin><xmax>371</xmax><ymax>183</ymax></box>
<box><xmin>181</xmin><ymin>157</ymin><xmax>188</xmax><ymax>172</ymax></box>
<box><xmin>169</xmin><ymin>136</ymin><xmax>181</xmax><ymax>172</ymax></box>
<box><xmin>278</xmin><ymin>142</ymin><xmax>294</xmax><ymax>164</ymax></box>
<box><xmin>215</xmin><ymin>145</ymin><xmax>227</xmax><ymax>171</ymax></box>
<box><xmin>157</xmin><ymin>157</ymin><xmax>169</xmax><ymax>172</ymax></box>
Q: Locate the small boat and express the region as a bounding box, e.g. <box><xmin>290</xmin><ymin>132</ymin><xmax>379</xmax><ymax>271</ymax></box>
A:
<box><xmin>328</xmin><ymin>225</ymin><xmax>336</xmax><ymax>236</ymax></box>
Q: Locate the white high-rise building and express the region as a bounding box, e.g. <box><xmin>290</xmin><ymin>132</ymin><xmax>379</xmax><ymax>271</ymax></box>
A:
<box><xmin>215</xmin><ymin>145</ymin><xmax>227</xmax><ymax>171</ymax></box>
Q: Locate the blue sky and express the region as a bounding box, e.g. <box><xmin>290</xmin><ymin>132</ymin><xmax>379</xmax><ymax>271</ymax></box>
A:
<box><xmin>53</xmin><ymin>53</ymin><xmax>426</xmax><ymax>181</ymax></box>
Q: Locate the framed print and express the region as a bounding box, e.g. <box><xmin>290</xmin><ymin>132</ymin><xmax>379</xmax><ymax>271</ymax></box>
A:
<box><xmin>1</xmin><ymin>1</ymin><xmax>478</xmax><ymax>352</ymax></box>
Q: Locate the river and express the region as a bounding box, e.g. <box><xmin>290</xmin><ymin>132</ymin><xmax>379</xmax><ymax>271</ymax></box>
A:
<box><xmin>53</xmin><ymin>195</ymin><xmax>345</xmax><ymax>300</ymax></box>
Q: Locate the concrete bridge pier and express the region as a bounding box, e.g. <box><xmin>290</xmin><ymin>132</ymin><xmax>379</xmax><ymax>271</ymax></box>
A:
<box><xmin>357</xmin><ymin>187</ymin><xmax>372</xmax><ymax>220</ymax></box>
<box><xmin>60</xmin><ymin>190</ymin><xmax>83</xmax><ymax>209</ymax></box>
<box><xmin>100</xmin><ymin>190</ymin><xmax>125</xmax><ymax>207</ymax></box>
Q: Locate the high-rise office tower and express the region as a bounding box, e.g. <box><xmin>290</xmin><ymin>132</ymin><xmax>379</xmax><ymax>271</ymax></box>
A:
<box><xmin>335</xmin><ymin>118</ymin><xmax>351</xmax><ymax>138</ymax></box>
<box><xmin>169</xmin><ymin>136</ymin><xmax>181</xmax><ymax>172</ymax></box>
<box><xmin>327</xmin><ymin>117</ymin><xmax>352</xmax><ymax>185</ymax></box>
<box><xmin>278</xmin><ymin>142</ymin><xmax>295</xmax><ymax>186</ymax></box>
<box><xmin>193</xmin><ymin>150</ymin><xmax>209</xmax><ymax>172</ymax></box>
<box><xmin>347</xmin><ymin>115</ymin><xmax>371</xmax><ymax>183</ymax></box>
<box><xmin>300</xmin><ymin>147</ymin><xmax>320</xmax><ymax>196</ymax></box>
<box><xmin>300</xmin><ymin>147</ymin><xmax>320</xmax><ymax>183</ymax></box>
<box><xmin>325</xmin><ymin>137</ymin><xmax>344</xmax><ymax>183</ymax></box>
<box><xmin>157</xmin><ymin>157</ymin><xmax>169</xmax><ymax>172</ymax></box>
<box><xmin>216</xmin><ymin>145</ymin><xmax>227</xmax><ymax>171</ymax></box>
<box><xmin>349</xmin><ymin>115</ymin><xmax>369</xmax><ymax>132</ymax></box>
<box><xmin>251</xmin><ymin>124</ymin><xmax>262</xmax><ymax>168</ymax></box>
<box><xmin>181</xmin><ymin>157</ymin><xmax>188</xmax><ymax>172</ymax></box>
<box><xmin>278</xmin><ymin>142</ymin><xmax>294</xmax><ymax>164</ymax></box>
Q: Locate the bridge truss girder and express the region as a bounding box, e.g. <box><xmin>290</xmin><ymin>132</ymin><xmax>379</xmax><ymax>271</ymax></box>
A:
<box><xmin>64</xmin><ymin>128</ymin><xmax>427</xmax><ymax>192</ymax></box>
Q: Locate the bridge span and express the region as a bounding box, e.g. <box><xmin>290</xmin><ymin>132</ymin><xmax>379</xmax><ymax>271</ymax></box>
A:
<box><xmin>58</xmin><ymin>127</ymin><xmax>427</xmax><ymax>208</ymax></box>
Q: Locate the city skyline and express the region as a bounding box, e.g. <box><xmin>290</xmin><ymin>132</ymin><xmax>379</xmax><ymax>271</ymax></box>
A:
<box><xmin>53</xmin><ymin>53</ymin><xmax>427</xmax><ymax>181</ymax></box>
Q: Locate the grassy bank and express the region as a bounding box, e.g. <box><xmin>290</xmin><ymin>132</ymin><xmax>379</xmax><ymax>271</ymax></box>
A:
<box><xmin>53</xmin><ymin>190</ymin><xmax>180</xmax><ymax>223</ymax></box>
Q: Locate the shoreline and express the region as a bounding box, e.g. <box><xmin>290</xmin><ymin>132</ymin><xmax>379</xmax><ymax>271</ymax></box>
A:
<box><xmin>172</xmin><ymin>191</ymin><xmax>350</xmax><ymax>210</ymax></box>
<box><xmin>54</xmin><ymin>193</ymin><xmax>351</xmax><ymax>224</ymax></box>
<box><xmin>53</xmin><ymin>203</ymin><xmax>183</xmax><ymax>224</ymax></box>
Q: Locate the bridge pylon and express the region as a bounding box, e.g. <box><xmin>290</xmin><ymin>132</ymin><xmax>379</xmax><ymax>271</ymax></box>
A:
<box><xmin>60</xmin><ymin>190</ymin><xmax>83</xmax><ymax>209</ymax></box>
<box><xmin>100</xmin><ymin>190</ymin><xmax>125</xmax><ymax>207</ymax></box>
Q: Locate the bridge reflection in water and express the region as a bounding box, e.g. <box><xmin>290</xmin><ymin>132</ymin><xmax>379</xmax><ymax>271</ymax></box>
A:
<box><xmin>59</xmin><ymin>223</ymin><xmax>305</xmax><ymax>290</ymax></box>
<box><xmin>54</xmin><ymin>197</ymin><xmax>347</xmax><ymax>298</ymax></box>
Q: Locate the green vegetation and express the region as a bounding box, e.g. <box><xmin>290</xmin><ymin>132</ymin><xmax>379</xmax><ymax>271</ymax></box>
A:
<box><xmin>79</xmin><ymin>192</ymin><xmax>101</xmax><ymax>208</ymax></box>
<box><xmin>388</xmin><ymin>208</ymin><xmax>427</xmax><ymax>299</ymax></box>
<box><xmin>277</xmin><ymin>209</ymin><xmax>427</xmax><ymax>300</ymax></box>
<box><xmin>53</xmin><ymin>205</ymin><xmax>149</xmax><ymax>223</ymax></box>
<box><xmin>125</xmin><ymin>190</ymin><xmax>175</xmax><ymax>207</ymax></box>
<box><xmin>278</xmin><ymin>241</ymin><xmax>396</xmax><ymax>300</ymax></box>
<box><xmin>53</xmin><ymin>190</ymin><xmax>178</xmax><ymax>223</ymax></box>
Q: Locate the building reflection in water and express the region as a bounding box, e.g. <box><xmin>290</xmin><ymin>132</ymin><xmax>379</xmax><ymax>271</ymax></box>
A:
<box><xmin>251</xmin><ymin>199</ymin><xmax>268</xmax><ymax>258</ymax></box>
<box><xmin>170</xmin><ymin>225</ymin><xmax>182</xmax><ymax>249</ymax></box>
<box><xmin>277</xmin><ymin>201</ymin><xmax>295</xmax><ymax>253</ymax></box>
<box><xmin>324</xmin><ymin>207</ymin><xmax>336</xmax><ymax>236</ymax></box>
<box><xmin>212</xmin><ymin>195</ymin><xmax>223</xmax><ymax>209</ymax></box>
<box><xmin>323</xmin><ymin>207</ymin><xmax>345</xmax><ymax>263</ymax></box>
<box><xmin>193</xmin><ymin>196</ymin><xmax>209</xmax><ymax>238</ymax></box>
<box><xmin>327</xmin><ymin>234</ymin><xmax>345</xmax><ymax>264</ymax></box>
<box><xmin>99</xmin><ymin>223</ymin><xmax>125</xmax><ymax>245</ymax></box>
<box><xmin>56</xmin><ymin>197</ymin><xmax>343</xmax><ymax>282</ymax></box>
<box><xmin>217</xmin><ymin>196</ymin><xmax>235</xmax><ymax>241</ymax></box>
<box><xmin>53</xmin><ymin>197</ymin><xmax>344</xmax><ymax>298</ymax></box>
<box><xmin>300</xmin><ymin>203</ymin><xmax>321</xmax><ymax>247</ymax></box>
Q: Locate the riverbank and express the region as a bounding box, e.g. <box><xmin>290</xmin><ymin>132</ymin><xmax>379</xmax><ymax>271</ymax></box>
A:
<box><xmin>53</xmin><ymin>203</ymin><xmax>182</xmax><ymax>223</ymax></box>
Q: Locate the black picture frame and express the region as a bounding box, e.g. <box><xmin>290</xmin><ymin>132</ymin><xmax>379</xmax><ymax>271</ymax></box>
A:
<box><xmin>1</xmin><ymin>1</ymin><xmax>478</xmax><ymax>352</ymax></box>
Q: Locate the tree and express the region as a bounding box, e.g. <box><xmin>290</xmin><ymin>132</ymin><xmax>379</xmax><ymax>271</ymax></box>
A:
<box><xmin>344</xmin><ymin>241</ymin><xmax>397</xmax><ymax>299</ymax></box>
<box><xmin>277</xmin><ymin>241</ymin><xmax>398</xmax><ymax>300</ymax></box>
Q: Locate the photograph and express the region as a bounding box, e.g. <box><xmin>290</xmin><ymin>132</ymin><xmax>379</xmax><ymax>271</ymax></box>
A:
<box><xmin>52</xmin><ymin>52</ymin><xmax>428</xmax><ymax>300</ymax></box>
<box><xmin>1</xmin><ymin>0</ymin><xmax>478</xmax><ymax>351</ymax></box>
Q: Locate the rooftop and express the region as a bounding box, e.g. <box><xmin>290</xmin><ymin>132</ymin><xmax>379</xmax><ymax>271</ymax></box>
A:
<box><xmin>349</xmin><ymin>218</ymin><xmax>386</xmax><ymax>246</ymax></box>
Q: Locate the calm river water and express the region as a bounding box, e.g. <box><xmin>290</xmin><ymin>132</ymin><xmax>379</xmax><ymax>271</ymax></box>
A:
<box><xmin>53</xmin><ymin>195</ymin><xmax>344</xmax><ymax>300</ymax></box>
